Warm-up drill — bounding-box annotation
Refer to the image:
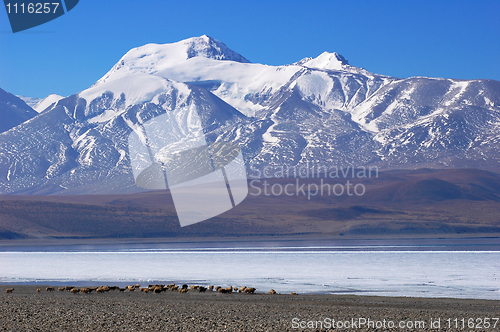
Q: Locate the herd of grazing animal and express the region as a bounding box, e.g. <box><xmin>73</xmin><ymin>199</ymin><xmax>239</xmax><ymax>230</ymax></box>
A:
<box><xmin>4</xmin><ymin>285</ymin><xmax>293</xmax><ymax>295</ymax></box>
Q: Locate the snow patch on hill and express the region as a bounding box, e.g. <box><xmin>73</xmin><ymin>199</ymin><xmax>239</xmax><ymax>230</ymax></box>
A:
<box><xmin>34</xmin><ymin>94</ymin><xmax>64</xmax><ymax>113</ymax></box>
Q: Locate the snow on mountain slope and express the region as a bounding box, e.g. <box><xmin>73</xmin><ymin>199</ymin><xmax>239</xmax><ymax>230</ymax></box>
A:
<box><xmin>94</xmin><ymin>36</ymin><xmax>302</xmax><ymax>116</ymax></box>
<box><xmin>33</xmin><ymin>94</ymin><xmax>64</xmax><ymax>113</ymax></box>
<box><xmin>81</xmin><ymin>74</ymin><xmax>190</xmax><ymax>111</ymax></box>
<box><xmin>155</xmin><ymin>58</ymin><xmax>304</xmax><ymax>116</ymax></box>
<box><xmin>94</xmin><ymin>36</ymin><xmax>380</xmax><ymax>117</ymax></box>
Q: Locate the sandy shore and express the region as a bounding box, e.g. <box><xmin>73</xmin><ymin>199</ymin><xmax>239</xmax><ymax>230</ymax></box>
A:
<box><xmin>1</xmin><ymin>285</ymin><xmax>500</xmax><ymax>331</ymax></box>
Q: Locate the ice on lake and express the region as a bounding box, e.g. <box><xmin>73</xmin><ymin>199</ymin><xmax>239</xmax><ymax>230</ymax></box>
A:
<box><xmin>1</xmin><ymin>246</ymin><xmax>499</xmax><ymax>300</ymax></box>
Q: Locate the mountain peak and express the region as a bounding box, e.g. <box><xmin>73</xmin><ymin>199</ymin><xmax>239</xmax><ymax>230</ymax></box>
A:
<box><xmin>183</xmin><ymin>35</ymin><xmax>250</xmax><ymax>63</ymax></box>
<box><xmin>299</xmin><ymin>51</ymin><xmax>349</xmax><ymax>70</ymax></box>
<box><xmin>96</xmin><ymin>36</ymin><xmax>250</xmax><ymax>85</ymax></box>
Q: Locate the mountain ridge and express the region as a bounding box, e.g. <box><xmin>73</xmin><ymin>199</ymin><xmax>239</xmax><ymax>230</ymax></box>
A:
<box><xmin>0</xmin><ymin>88</ymin><xmax>38</xmax><ymax>133</ymax></box>
<box><xmin>1</xmin><ymin>36</ymin><xmax>500</xmax><ymax>195</ymax></box>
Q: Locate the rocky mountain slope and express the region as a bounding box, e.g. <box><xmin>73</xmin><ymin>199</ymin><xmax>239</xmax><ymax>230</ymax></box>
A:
<box><xmin>0</xmin><ymin>88</ymin><xmax>38</xmax><ymax>133</ymax></box>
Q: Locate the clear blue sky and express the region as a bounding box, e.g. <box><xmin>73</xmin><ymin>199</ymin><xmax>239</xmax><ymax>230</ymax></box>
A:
<box><xmin>1</xmin><ymin>0</ymin><xmax>499</xmax><ymax>98</ymax></box>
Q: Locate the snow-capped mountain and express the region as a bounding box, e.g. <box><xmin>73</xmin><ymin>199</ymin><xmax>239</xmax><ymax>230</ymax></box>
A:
<box><xmin>1</xmin><ymin>35</ymin><xmax>500</xmax><ymax>194</ymax></box>
<box><xmin>33</xmin><ymin>94</ymin><xmax>64</xmax><ymax>113</ymax></box>
<box><xmin>17</xmin><ymin>93</ymin><xmax>65</xmax><ymax>113</ymax></box>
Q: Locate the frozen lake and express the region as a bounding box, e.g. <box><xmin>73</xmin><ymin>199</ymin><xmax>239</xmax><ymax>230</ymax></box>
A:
<box><xmin>1</xmin><ymin>245</ymin><xmax>499</xmax><ymax>300</ymax></box>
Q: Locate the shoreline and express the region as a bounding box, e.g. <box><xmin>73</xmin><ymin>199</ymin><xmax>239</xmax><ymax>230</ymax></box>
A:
<box><xmin>1</xmin><ymin>235</ymin><xmax>500</xmax><ymax>251</ymax></box>
<box><xmin>0</xmin><ymin>282</ymin><xmax>499</xmax><ymax>302</ymax></box>
<box><xmin>2</xmin><ymin>285</ymin><xmax>500</xmax><ymax>331</ymax></box>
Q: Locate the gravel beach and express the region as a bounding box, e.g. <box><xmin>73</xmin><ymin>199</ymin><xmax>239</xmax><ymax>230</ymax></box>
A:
<box><xmin>1</xmin><ymin>285</ymin><xmax>500</xmax><ymax>331</ymax></box>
